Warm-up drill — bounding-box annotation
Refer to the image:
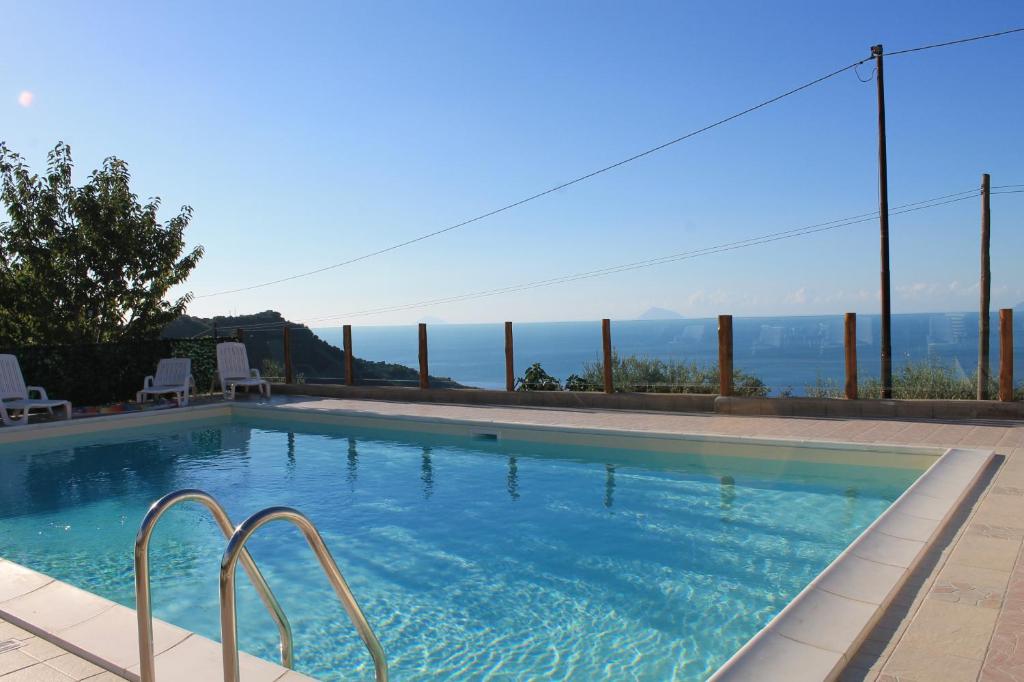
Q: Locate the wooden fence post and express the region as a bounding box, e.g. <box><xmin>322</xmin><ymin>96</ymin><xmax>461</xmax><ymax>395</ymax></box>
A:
<box><xmin>602</xmin><ymin>318</ymin><xmax>613</xmax><ymax>394</ymax></box>
<box><xmin>718</xmin><ymin>315</ymin><xmax>733</xmax><ymax>397</ymax></box>
<box><xmin>979</xmin><ymin>173</ymin><xmax>992</xmax><ymax>399</ymax></box>
<box><xmin>418</xmin><ymin>323</ymin><xmax>429</xmax><ymax>389</ymax></box>
<box><xmin>342</xmin><ymin>324</ymin><xmax>354</xmax><ymax>386</ymax></box>
<box><xmin>504</xmin><ymin>321</ymin><xmax>515</xmax><ymax>392</ymax></box>
<box><xmin>235</xmin><ymin>327</ymin><xmax>245</xmax><ymax>342</ymax></box>
<box><xmin>1000</xmin><ymin>309</ymin><xmax>1014</xmax><ymax>402</ymax></box>
<box><xmin>845</xmin><ymin>313</ymin><xmax>858</xmax><ymax>400</ymax></box>
<box><xmin>282</xmin><ymin>326</ymin><xmax>294</xmax><ymax>384</ymax></box>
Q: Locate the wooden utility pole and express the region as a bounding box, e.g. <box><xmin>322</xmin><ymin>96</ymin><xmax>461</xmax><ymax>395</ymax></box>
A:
<box><xmin>342</xmin><ymin>324</ymin><xmax>354</xmax><ymax>385</ymax></box>
<box><xmin>873</xmin><ymin>44</ymin><xmax>893</xmax><ymax>399</ymax></box>
<box><xmin>718</xmin><ymin>315</ymin><xmax>734</xmax><ymax>396</ymax></box>
<box><xmin>978</xmin><ymin>174</ymin><xmax>992</xmax><ymax>399</ymax></box>
<box><xmin>844</xmin><ymin>313</ymin><xmax>858</xmax><ymax>400</ymax></box>
<box><xmin>601</xmin><ymin>319</ymin><xmax>614</xmax><ymax>394</ymax></box>
<box><xmin>504</xmin><ymin>322</ymin><xmax>515</xmax><ymax>392</ymax></box>
<box><xmin>418</xmin><ymin>323</ymin><xmax>429</xmax><ymax>389</ymax></box>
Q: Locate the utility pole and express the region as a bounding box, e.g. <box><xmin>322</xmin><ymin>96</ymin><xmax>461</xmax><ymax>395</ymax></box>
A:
<box><xmin>873</xmin><ymin>44</ymin><xmax>893</xmax><ymax>399</ymax></box>
<box><xmin>978</xmin><ymin>173</ymin><xmax>992</xmax><ymax>399</ymax></box>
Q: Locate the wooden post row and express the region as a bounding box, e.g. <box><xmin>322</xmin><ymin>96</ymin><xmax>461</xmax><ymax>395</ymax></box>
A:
<box><xmin>718</xmin><ymin>315</ymin><xmax>733</xmax><ymax>397</ymax></box>
<box><xmin>504</xmin><ymin>322</ymin><xmax>515</xmax><ymax>392</ymax></box>
<box><xmin>282</xmin><ymin>326</ymin><xmax>294</xmax><ymax>384</ymax></box>
<box><xmin>418</xmin><ymin>323</ymin><xmax>429</xmax><ymax>389</ymax></box>
<box><xmin>844</xmin><ymin>313</ymin><xmax>858</xmax><ymax>400</ymax></box>
<box><xmin>342</xmin><ymin>324</ymin><xmax>354</xmax><ymax>386</ymax></box>
<box><xmin>601</xmin><ymin>319</ymin><xmax>613</xmax><ymax>394</ymax></box>
<box><xmin>1000</xmin><ymin>309</ymin><xmax>1014</xmax><ymax>402</ymax></box>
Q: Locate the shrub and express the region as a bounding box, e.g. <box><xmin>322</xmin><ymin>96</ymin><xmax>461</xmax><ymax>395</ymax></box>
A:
<box><xmin>573</xmin><ymin>352</ymin><xmax>768</xmax><ymax>397</ymax></box>
<box><xmin>515</xmin><ymin>363</ymin><xmax>562</xmax><ymax>391</ymax></box>
<box><xmin>807</xmin><ymin>360</ymin><xmax>1024</xmax><ymax>400</ymax></box>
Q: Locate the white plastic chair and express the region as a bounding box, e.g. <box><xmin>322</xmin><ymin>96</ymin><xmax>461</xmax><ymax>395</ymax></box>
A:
<box><xmin>136</xmin><ymin>358</ymin><xmax>195</xmax><ymax>407</ymax></box>
<box><xmin>216</xmin><ymin>342</ymin><xmax>271</xmax><ymax>400</ymax></box>
<box><xmin>0</xmin><ymin>354</ymin><xmax>72</xmax><ymax>426</ymax></box>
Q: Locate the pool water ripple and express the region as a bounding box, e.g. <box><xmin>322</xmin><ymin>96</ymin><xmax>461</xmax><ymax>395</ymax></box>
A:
<box><xmin>0</xmin><ymin>419</ymin><xmax>922</xmax><ymax>680</ymax></box>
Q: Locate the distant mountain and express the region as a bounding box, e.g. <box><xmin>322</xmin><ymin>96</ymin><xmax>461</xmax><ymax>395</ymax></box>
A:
<box><xmin>163</xmin><ymin>311</ymin><xmax>464</xmax><ymax>387</ymax></box>
<box><xmin>637</xmin><ymin>307</ymin><xmax>684</xmax><ymax>320</ymax></box>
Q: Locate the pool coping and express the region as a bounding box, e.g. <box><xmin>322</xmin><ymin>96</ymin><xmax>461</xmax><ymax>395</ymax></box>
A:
<box><xmin>0</xmin><ymin>559</ymin><xmax>312</xmax><ymax>681</ymax></box>
<box><xmin>708</xmin><ymin>445</ymin><xmax>994</xmax><ymax>681</ymax></box>
<box><xmin>0</xmin><ymin>399</ymin><xmax>995</xmax><ymax>681</ymax></box>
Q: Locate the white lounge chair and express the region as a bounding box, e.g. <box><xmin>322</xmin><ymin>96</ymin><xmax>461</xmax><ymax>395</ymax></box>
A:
<box><xmin>0</xmin><ymin>354</ymin><xmax>72</xmax><ymax>426</ymax></box>
<box><xmin>136</xmin><ymin>358</ymin><xmax>195</xmax><ymax>407</ymax></box>
<box><xmin>216</xmin><ymin>342</ymin><xmax>271</xmax><ymax>400</ymax></box>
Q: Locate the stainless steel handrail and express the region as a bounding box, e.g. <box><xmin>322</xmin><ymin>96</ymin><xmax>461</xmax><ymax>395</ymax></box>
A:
<box><xmin>134</xmin><ymin>489</ymin><xmax>294</xmax><ymax>681</ymax></box>
<box><xmin>220</xmin><ymin>506</ymin><xmax>388</xmax><ymax>682</ymax></box>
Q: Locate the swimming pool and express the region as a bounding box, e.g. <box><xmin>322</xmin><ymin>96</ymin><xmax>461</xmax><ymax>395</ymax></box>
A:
<box><xmin>0</xmin><ymin>415</ymin><xmax>925</xmax><ymax>680</ymax></box>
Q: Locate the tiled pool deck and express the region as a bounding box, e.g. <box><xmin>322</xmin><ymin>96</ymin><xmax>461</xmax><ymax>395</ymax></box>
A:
<box><xmin>0</xmin><ymin>616</ymin><xmax>125</xmax><ymax>681</ymax></box>
<box><xmin>3</xmin><ymin>395</ymin><xmax>1024</xmax><ymax>681</ymax></box>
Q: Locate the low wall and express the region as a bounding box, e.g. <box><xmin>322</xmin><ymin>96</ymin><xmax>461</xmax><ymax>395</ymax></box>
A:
<box><xmin>271</xmin><ymin>383</ymin><xmax>1024</xmax><ymax>421</ymax></box>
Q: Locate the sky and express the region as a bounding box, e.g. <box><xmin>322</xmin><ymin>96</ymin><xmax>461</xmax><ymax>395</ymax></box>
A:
<box><xmin>2</xmin><ymin>1</ymin><xmax>1023</xmax><ymax>326</ymax></box>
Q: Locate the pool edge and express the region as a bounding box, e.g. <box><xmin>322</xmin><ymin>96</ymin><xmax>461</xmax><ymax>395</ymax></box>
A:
<box><xmin>706</xmin><ymin>446</ymin><xmax>995</xmax><ymax>682</ymax></box>
<box><xmin>0</xmin><ymin>559</ymin><xmax>312</xmax><ymax>681</ymax></box>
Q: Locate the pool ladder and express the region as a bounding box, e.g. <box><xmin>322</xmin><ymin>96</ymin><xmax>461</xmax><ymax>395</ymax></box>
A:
<box><xmin>134</xmin><ymin>489</ymin><xmax>388</xmax><ymax>682</ymax></box>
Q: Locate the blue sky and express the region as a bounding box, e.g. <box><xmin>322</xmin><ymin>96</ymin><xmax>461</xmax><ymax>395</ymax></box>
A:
<box><xmin>3</xmin><ymin>1</ymin><xmax>1023</xmax><ymax>325</ymax></box>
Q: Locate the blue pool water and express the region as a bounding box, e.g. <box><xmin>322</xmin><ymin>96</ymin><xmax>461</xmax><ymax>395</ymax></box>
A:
<box><xmin>0</xmin><ymin>418</ymin><xmax>923</xmax><ymax>680</ymax></box>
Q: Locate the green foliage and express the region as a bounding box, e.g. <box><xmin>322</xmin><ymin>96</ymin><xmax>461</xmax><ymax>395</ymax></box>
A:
<box><xmin>0</xmin><ymin>142</ymin><xmax>203</xmax><ymax>346</ymax></box>
<box><xmin>574</xmin><ymin>352</ymin><xmax>769</xmax><ymax>397</ymax></box>
<box><xmin>516</xmin><ymin>363</ymin><xmax>563</xmax><ymax>391</ymax></box>
<box><xmin>0</xmin><ymin>337</ymin><xmax>225</xmax><ymax>405</ymax></box>
<box><xmin>807</xmin><ymin>360</ymin><xmax>1023</xmax><ymax>400</ymax></box>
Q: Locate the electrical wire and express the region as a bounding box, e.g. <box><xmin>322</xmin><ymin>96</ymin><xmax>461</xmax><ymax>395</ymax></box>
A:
<box><xmin>192</xmin><ymin>27</ymin><xmax>1024</xmax><ymax>301</ymax></box>
<box><xmin>193</xmin><ymin>57</ymin><xmax>873</xmax><ymax>299</ymax></box>
<box><xmin>213</xmin><ymin>186</ymin><xmax>1005</xmax><ymax>333</ymax></box>
<box><xmin>886</xmin><ymin>27</ymin><xmax>1024</xmax><ymax>57</ymax></box>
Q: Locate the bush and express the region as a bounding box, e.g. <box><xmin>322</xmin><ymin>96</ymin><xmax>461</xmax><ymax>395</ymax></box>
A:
<box><xmin>573</xmin><ymin>352</ymin><xmax>769</xmax><ymax>397</ymax></box>
<box><xmin>515</xmin><ymin>363</ymin><xmax>562</xmax><ymax>391</ymax></box>
<box><xmin>807</xmin><ymin>360</ymin><xmax>1023</xmax><ymax>400</ymax></box>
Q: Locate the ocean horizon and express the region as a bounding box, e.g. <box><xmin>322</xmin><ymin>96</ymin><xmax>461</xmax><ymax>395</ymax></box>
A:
<box><xmin>314</xmin><ymin>311</ymin><xmax>1023</xmax><ymax>395</ymax></box>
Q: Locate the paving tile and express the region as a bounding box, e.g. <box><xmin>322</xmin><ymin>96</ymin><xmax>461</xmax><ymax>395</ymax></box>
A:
<box><xmin>897</xmin><ymin>599</ymin><xmax>999</xmax><ymax>660</ymax></box>
<box><xmin>19</xmin><ymin>636</ymin><xmax>66</xmax><ymax>662</ymax></box>
<box><xmin>55</xmin><ymin>604</ymin><xmax>189</xmax><ymax>674</ymax></box>
<box><xmin>817</xmin><ymin>555</ymin><xmax>906</xmax><ymax>605</ymax></box>
<box><xmin>0</xmin><ymin>662</ymin><xmax>75</xmax><ymax>681</ymax></box>
<box><xmin>709</xmin><ymin>630</ymin><xmax>845</xmax><ymax>681</ymax></box>
<box><xmin>948</xmin><ymin>532</ymin><xmax>1022</xmax><ymax>572</ymax></box>
<box><xmin>42</xmin><ymin>653</ymin><xmax>104</xmax><ymax>681</ymax></box>
<box><xmin>881</xmin><ymin>641</ymin><xmax>984</xmax><ymax>681</ymax></box>
<box><xmin>0</xmin><ymin>650</ymin><xmax>37</xmax><ymax>676</ymax></box>
<box><xmin>772</xmin><ymin>588</ymin><xmax>879</xmax><ymax>654</ymax></box>
<box><xmin>0</xmin><ymin>583</ymin><xmax>113</xmax><ymax>634</ymax></box>
<box><xmin>0</xmin><ymin>562</ymin><xmax>53</xmax><ymax>604</ymax></box>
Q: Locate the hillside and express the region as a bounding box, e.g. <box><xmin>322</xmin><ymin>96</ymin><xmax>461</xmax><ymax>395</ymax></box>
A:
<box><xmin>163</xmin><ymin>311</ymin><xmax>464</xmax><ymax>388</ymax></box>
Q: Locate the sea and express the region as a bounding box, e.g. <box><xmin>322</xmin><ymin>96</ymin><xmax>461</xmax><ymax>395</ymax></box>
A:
<box><xmin>314</xmin><ymin>312</ymin><xmax>1022</xmax><ymax>395</ymax></box>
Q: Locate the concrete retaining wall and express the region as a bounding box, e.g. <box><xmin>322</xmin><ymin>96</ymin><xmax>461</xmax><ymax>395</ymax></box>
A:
<box><xmin>271</xmin><ymin>383</ymin><xmax>1024</xmax><ymax>421</ymax></box>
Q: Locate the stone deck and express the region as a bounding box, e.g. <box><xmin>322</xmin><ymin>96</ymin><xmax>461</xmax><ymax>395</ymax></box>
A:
<box><xmin>0</xmin><ymin>618</ymin><xmax>125</xmax><ymax>681</ymax></box>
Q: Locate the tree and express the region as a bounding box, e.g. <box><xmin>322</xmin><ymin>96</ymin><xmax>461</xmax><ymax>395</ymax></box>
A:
<box><xmin>0</xmin><ymin>142</ymin><xmax>203</xmax><ymax>346</ymax></box>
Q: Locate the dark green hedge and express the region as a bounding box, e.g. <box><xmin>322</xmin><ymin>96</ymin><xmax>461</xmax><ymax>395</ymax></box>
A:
<box><xmin>1</xmin><ymin>337</ymin><xmax>230</xmax><ymax>406</ymax></box>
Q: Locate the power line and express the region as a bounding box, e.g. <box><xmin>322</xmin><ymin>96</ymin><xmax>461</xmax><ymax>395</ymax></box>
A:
<box><xmin>886</xmin><ymin>27</ymin><xmax>1024</xmax><ymax>57</ymax></box>
<box><xmin>221</xmin><ymin>187</ymin><xmax>1002</xmax><ymax>333</ymax></box>
<box><xmin>193</xmin><ymin>26</ymin><xmax>1024</xmax><ymax>301</ymax></box>
<box><xmin>194</xmin><ymin>58</ymin><xmax>872</xmax><ymax>300</ymax></box>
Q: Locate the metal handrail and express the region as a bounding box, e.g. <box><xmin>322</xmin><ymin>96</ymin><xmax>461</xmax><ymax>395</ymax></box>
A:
<box><xmin>134</xmin><ymin>490</ymin><xmax>294</xmax><ymax>681</ymax></box>
<box><xmin>219</xmin><ymin>506</ymin><xmax>388</xmax><ymax>682</ymax></box>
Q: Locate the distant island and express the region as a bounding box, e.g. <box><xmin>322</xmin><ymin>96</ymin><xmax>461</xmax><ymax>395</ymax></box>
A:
<box><xmin>164</xmin><ymin>311</ymin><xmax>465</xmax><ymax>387</ymax></box>
<box><xmin>636</xmin><ymin>307</ymin><xmax>685</xmax><ymax>320</ymax></box>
